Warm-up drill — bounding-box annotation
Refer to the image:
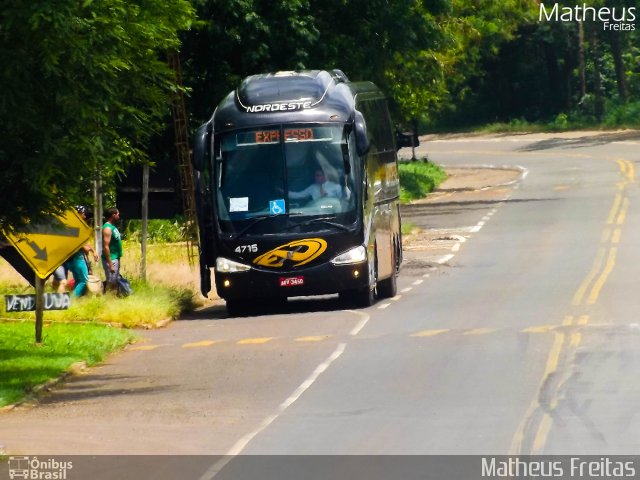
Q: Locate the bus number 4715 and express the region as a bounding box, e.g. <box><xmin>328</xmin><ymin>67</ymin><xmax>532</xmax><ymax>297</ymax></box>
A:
<box><xmin>235</xmin><ymin>244</ymin><xmax>258</xmax><ymax>253</ymax></box>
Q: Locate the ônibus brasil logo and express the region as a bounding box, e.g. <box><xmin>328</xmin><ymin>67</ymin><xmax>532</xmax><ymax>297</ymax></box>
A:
<box><xmin>539</xmin><ymin>3</ymin><xmax>636</xmax><ymax>31</ymax></box>
<box><xmin>7</xmin><ymin>456</ymin><xmax>73</xmax><ymax>480</ymax></box>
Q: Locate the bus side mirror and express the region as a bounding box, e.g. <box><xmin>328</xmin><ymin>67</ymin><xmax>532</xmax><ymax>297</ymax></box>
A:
<box><xmin>354</xmin><ymin>111</ymin><xmax>370</xmax><ymax>157</ymax></box>
<box><xmin>193</xmin><ymin>123</ymin><xmax>212</xmax><ymax>172</ymax></box>
<box><xmin>395</xmin><ymin>130</ymin><xmax>419</xmax><ymax>150</ymax></box>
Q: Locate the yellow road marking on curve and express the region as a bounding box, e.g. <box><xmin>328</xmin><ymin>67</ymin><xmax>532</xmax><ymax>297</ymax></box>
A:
<box><xmin>129</xmin><ymin>345</ymin><xmax>162</xmax><ymax>351</ymax></box>
<box><xmin>612</xmin><ymin>229</ymin><xmax>622</xmax><ymax>244</ymax></box>
<box><xmin>606</xmin><ymin>193</ymin><xmax>623</xmax><ymax>225</ymax></box>
<box><xmin>182</xmin><ymin>340</ymin><xmax>219</xmax><ymax>348</ymax></box>
<box><xmin>532</xmin><ymin>413</ymin><xmax>553</xmax><ymax>454</ymax></box>
<box><xmin>238</xmin><ymin>337</ymin><xmax>274</xmax><ymax>345</ymax></box>
<box><xmin>522</xmin><ymin>325</ymin><xmax>557</xmax><ymax>334</ymax></box>
<box><xmin>410</xmin><ymin>329</ymin><xmax>449</xmax><ymax>337</ymax></box>
<box><xmin>463</xmin><ymin>328</ymin><xmax>495</xmax><ymax>336</ymax></box>
<box><xmin>617</xmin><ymin>198</ymin><xmax>629</xmax><ymax>225</ymax></box>
<box><xmin>587</xmin><ymin>247</ymin><xmax>617</xmax><ymax>305</ymax></box>
<box><xmin>295</xmin><ymin>336</ymin><xmax>331</xmax><ymax>342</ymax></box>
<box><xmin>510</xmin><ymin>316</ymin><xmax>572</xmax><ymax>454</ymax></box>
<box><xmin>572</xmin><ymin>247</ymin><xmax>606</xmax><ymax>306</ymax></box>
<box><xmin>625</xmin><ymin>159</ymin><xmax>635</xmax><ymax>182</ymax></box>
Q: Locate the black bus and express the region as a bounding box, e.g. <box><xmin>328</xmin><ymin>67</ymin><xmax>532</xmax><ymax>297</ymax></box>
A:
<box><xmin>192</xmin><ymin>70</ymin><xmax>405</xmax><ymax>314</ymax></box>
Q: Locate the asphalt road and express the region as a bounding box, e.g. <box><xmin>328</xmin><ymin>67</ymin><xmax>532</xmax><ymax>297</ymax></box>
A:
<box><xmin>2</xmin><ymin>130</ymin><xmax>640</xmax><ymax>478</ymax></box>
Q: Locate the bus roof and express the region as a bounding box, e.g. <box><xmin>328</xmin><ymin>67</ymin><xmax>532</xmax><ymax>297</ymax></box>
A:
<box><xmin>212</xmin><ymin>70</ymin><xmax>382</xmax><ymax>132</ymax></box>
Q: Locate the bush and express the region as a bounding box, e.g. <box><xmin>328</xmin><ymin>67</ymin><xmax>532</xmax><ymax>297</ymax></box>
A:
<box><xmin>603</xmin><ymin>101</ymin><xmax>640</xmax><ymax>128</ymax></box>
<box><xmin>399</xmin><ymin>161</ymin><xmax>447</xmax><ymax>203</ymax></box>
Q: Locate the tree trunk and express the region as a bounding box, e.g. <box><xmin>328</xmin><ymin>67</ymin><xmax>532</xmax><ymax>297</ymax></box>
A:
<box><xmin>577</xmin><ymin>22</ymin><xmax>587</xmax><ymax>99</ymax></box>
<box><xmin>609</xmin><ymin>31</ymin><xmax>628</xmax><ymax>102</ymax></box>
<box><xmin>590</xmin><ymin>27</ymin><xmax>605</xmax><ymax>121</ymax></box>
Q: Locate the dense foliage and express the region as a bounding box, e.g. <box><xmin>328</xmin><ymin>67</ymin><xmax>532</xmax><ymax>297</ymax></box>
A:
<box><xmin>0</xmin><ymin>0</ymin><xmax>194</xmax><ymax>231</ymax></box>
<box><xmin>2</xmin><ymin>0</ymin><xmax>639</xmax><ymax>228</ymax></box>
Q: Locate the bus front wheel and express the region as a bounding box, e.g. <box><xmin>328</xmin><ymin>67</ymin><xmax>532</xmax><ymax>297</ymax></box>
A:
<box><xmin>341</xmin><ymin>249</ymin><xmax>377</xmax><ymax>308</ymax></box>
<box><xmin>377</xmin><ymin>247</ymin><xmax>398</xmax><ymax>299</ymax></box>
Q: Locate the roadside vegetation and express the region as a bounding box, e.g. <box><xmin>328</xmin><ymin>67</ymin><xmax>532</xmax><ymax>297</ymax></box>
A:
<box><xmin>399</xmin><ymin>161</ymin><xmax>448</xmax><ymax>204</ymax></box>
<box><xmin>475</xmin><ymin>102</ymin><xmax>640</xmax><ymax>134</ymax></box>
<box><xmin>0</xmin><ymin>322</ymin><xmax>135</xmax><ymax>407</ymax></box>
<box><xmin>0</xmin><ymin>240</ymin><xmax>203</xmax><ymax>408</ymax></box>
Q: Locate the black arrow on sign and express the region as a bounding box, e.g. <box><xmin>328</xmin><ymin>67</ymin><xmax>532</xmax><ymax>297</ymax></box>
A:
<box><xmin>27</xmin><ymin>241</ymin><xmax>48</xmax><ymax>261</ymax></box>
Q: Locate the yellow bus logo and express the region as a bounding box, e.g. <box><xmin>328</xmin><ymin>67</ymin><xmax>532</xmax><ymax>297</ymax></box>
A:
<box><xmin>253</xmin><ymin>238</ymin><xmax>327</xmax><ymax>268</ymax></box>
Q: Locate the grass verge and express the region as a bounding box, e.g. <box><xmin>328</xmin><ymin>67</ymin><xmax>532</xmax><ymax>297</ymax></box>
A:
<box><xmin>0</xmin><ymin>322</ymin><xmax>135</xmax><ymax>407</ymax></box>
<box><xmin>1</xmin><ymin>280</ymin><xmax>199</xmax><ymax>328</ymax></box>
<box><xmin>399</xmin><ymin>160</ymin><xmax>448</xmax><ymax>203</ymax></box>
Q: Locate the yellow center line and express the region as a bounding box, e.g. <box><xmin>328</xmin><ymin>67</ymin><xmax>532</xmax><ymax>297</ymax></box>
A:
<box><xmin>410</xmin><ymin>329</ymin><xmax>449</xmax><ymax>337</ymax></box>
<box><xmin>625</xmin><ymin>159</ymin><xmax>635</xmax><ymax>182</ymax></box>
<box><xmin>295</xmin><ymin>336</ymin><xmax>331</xmax><ymax>342</ymax></box>
<box><xmin>463</xmin><ymin>328</ymin><xmax>495</xmax><ymax>336</ymax></box>
<box><xmin>606</xmin><ymin>193</ymin><xmax>623</xmax><ymax>225</ymax></box>
<box><xmin>611</xmin><ymin>229</ymin><xmax>622</xmax><ymax>244</ymax></box>
<box><xmin>532</xmin><ymin>413</ymin><xmax>553</xmax><ymax>454</ymax></box>
<box><xmin>129</xmin><ymin>345</ymin><xmax>163</xmax><ymax>351</ymax></box>
<box><xmin>617</xmin><ymin>197</ymin><xmax>629</xmax><ymax>225</ymax></box>
<box><xmin>530</xmin><ymin>317</ymin><xmax>573</xmax><ymax>449</ymax></box>
<box><xmin>182</xmin><ymin>340</ymin><xmax>219</xmax><ymax>348</ymax></box>
<box><xmin>587</xmin><ymin>247</ymin><xmax>617</xmax><ymax>305</ymax></box>
<box><xmin>237</xmin><ymin>337</ymin><xmax>275</xmax><ymax>345</ymax></box>
<box><xmin>510</xmin><ymin>316</ymin><xmax>572</xmax><ymax>454</ymax></box>
<box><xmin>572</xmin><ymin>247</ymin><xmax>606</xmax><ymax>306</ymax></box>
<box><xmin>601</xmin><ymin>228</ymin><xmax>612</xmax><ymax>243</ymax></box>
<box><xmin>522</xmin><ymin>325</ymin><xmax>557</xmax><ymax>334</ymax></box>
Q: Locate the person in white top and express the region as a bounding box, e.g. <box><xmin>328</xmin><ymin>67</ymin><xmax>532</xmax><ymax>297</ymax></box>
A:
<box><xmin>289</xmin><ymin>168</ymin><xmax>344</xmax><ymax>201</ymax></box>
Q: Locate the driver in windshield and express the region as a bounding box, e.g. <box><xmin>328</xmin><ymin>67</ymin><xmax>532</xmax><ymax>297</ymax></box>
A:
<box><xmin>289</xmin><ymin>168</ymin><xmax>344</xmax><ymax>201</ymax></box>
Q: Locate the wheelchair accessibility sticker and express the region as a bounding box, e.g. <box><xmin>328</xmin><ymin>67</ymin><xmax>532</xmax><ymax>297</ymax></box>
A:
<box><xmin>269</xmin><ymin>199</ymin><xmax>285</xmax><ymax>215</ymax></box>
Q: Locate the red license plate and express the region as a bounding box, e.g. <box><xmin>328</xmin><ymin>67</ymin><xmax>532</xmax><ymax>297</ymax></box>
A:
<box><xmin>279</xmin><ymin>276</ymin><xmax>304</xmax><ymax>287</ymax></box>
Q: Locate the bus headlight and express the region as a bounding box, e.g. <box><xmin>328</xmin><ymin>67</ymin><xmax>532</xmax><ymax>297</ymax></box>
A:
<box><xmin>331</xmin><ymin>245</ymin><xmax>367</xmax><ymax>265</ymax></box>
<box><xmin>216</xmin><ymin>257</ymin><xmax>251</xmax><ymax>273</ymax></box>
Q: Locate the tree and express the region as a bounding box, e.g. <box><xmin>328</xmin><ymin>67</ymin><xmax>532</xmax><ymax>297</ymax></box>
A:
<box><xmin>0</xmin><ymin>0</ymin><xmax>194</xmax><ymax>232</ymax></box>
<box><xmin>183</xmin><ymin>0</ymin><xmax>317</xmax><ymax>122</ymax></box>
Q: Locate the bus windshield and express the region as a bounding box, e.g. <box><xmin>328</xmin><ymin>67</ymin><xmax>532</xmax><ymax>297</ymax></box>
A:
<box><xmin>215</xmin><ymin>124</ymin><xmax>357</xmax><ymax>236</ymax></box>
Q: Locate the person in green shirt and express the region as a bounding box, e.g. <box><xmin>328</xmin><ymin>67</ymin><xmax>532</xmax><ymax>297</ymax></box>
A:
<box><xmin>101</xmin><ymin>207</ymin><xmax>123</xmax><ymax>293</ymax></box>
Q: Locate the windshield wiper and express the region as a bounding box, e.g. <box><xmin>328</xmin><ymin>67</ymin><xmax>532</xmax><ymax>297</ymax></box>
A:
<box><xmin>229</xmin><ymin>212</ymin><xmax>305</xmax><ymax>240</ymax></box>
<box><xmin>283</xmin><ymin>216</ymin><xmax>351</xmax><ymax>232</ymax></box>
<box><xmin>231</xmin><ymin>214</ymin><xmax>277</xmax><ymax>240</ymax></box>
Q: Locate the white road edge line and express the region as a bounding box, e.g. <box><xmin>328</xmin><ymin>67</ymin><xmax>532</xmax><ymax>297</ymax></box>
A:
<box><xmin>348</xmin><ymin>310</ymin><xmax>371</xmax><ymax>336</ymax></box>
<box><xmin>199</xmin><ymin>343</ymin><xmax>348</xmax><ymax>479</ymax></box>
<box><xmin>438</xmin><ymin>254</ymin><xmax>455</xmax><ymax>264</ymax></box>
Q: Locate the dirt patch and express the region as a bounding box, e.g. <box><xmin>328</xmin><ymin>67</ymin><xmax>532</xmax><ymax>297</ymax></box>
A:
<box><xmin>400</xmin><ymin>166</ymin><xmax>524</xmax><ymax>267</ymax></box>
<box><xmin>414</xmin><ymin>166</ymin><xmax>523</xmax><ymax>201</ymax></box>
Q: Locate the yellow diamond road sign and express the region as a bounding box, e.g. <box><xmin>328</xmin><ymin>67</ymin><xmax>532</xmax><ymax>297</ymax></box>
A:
<box><xmin>6</xmin><ymin>209</ymin><xmax>93</xmax><ymax>279</ymax></box>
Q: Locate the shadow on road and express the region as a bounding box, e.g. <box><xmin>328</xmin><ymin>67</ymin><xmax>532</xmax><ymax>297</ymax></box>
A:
<box><xmin>179</xmin><ymin>294</ymin><xmax>351</xmax><ymax>321</ymax></box>
<box><xmin>36</xmin><ymin>374</ymin><xmax>177</xmax><ymax>404</ymax></box>
<box><xmin>401</xmin><ymin>197</ymin><xmax>559</xmax><ymax>222</ymax></box>
<box><xmin>519</xmin><ymin>131</ymin><xmax>640</xmax><ymax>152</ymax></box>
